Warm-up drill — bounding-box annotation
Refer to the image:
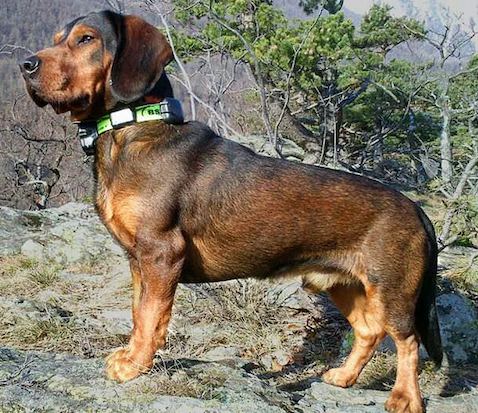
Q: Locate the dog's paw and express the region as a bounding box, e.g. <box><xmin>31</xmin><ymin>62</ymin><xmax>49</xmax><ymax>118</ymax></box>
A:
<box><xmin>385</xmin><ymin>389</ymin><xmax>423</xmax><ymax>413</ymax></box>
<box><xmin>322</xmin><ymin>367</ymin><xmax>357</xmax><ymax>388</ymax></box>
<box><xmin>105</xmin><ymin>347</ymin><xmax>152</xmax><ymax>382</ymax></box>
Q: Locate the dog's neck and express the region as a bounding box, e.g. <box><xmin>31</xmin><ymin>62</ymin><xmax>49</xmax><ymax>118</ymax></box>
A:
<box><xmin>108</xmin><ymin>72</ymin><xmax>175</xmax><ymax>117</ymax></box>
<box><xmin>75</xmin><ymin>73</ymin><xmax>183</xmax><ymax>155</ymax></box>
<box><xmin>71</xmin><ymin>72</ymin><xmax>175</xmax><ymax>122</ymax></box>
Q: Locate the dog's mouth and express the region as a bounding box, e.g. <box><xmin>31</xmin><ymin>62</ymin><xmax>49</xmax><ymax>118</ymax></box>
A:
<box><xmin>49</xmin><ymin>94</ymin><xmax>91</xmax><ymax>114</ymax></box>
<box><xmin>25</xmin><ymin>81</ymin><xmax>90</xmax><ymax>114</ymax></box>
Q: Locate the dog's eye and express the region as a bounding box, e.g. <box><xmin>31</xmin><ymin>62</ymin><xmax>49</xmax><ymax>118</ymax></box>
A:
<box><xmin>78</xmin><ymin>35</ymin><xmax>94</xmax><ymax>45</ymax></box>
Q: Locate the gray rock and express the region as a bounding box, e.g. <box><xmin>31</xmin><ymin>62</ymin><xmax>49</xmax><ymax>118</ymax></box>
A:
<box><xmin>0</xmin><ymin>347</ymin><xmax>289</xmax><ymax>413</ymax></box>
<box><xmin>1</xmin><ymin>202</ymin><xmax>478</xmax><ymax>413</ymax></box>
<box><xmin>230</xmin><ymin>135</ymin><xmax>305</xmax><ymax>161</ymax></box>
<box><xmin>339</xmin><ymin>291</ymin><xmax>478</xmax><ymax>364</ymax></box>
<box><xmin>303</xmin><ymin>381</ymin><xmax>478</xmax><ymax>413</ymax></box>
<box><xmin>99</xmin><ymin>309</ymin><xmax>132</xmax><ymax>336</ymax></box>
<box><xmin>20</xmin><ymin>239</ymin><xmax>45</xmax><ymax>260</ymax></box>
<box><xmin>203</xmin><ymin>346</ymin><xmax>240</xmax><ymax>361</ymax></box>
<box><xmin>260</xmin><ymin>350</ymin><xmax>292</xmax><ymax>371</ymax></box>
<box><xmin>266</xmin><ymin>281</ymin><xmax>315</xmax><ymax>311</ymax></box>
<box><xmin>0</xmin><ymin>297</ymin><xmax>73</xmax><ymax>322</ymax></box>
<box><xmin>0</xmin><ymin>202</ymin><xmax>125</xmax><ymax>266</ymax></box>
<box><xmin>281</xmin><ymin>139</ymin><xmax>306</xmax><ymax>161</ymax></box>
<box><xmin>437</xmin><ymin>293</ymin><xmax>478</xmax><ymax>363</ymax></box>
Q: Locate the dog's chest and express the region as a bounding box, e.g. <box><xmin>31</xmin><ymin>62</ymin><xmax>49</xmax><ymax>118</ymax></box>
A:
<box><xmin>96</xmin><ymin>180</ymin><xmax>142</xmax><ymax>252</ymax></box>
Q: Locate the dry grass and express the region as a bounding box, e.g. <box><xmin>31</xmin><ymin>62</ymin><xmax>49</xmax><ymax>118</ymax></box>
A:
<box><xmin>0</xmin><ymin>255</ymin><xmax>62</xmax><ymax>296</ymax></box>
<box><xmin>131</xmin><ymin>361</ymin><xmax>228</xmax><ymax>400</ymax></box>
<box><xmin>0</xmin><ymin>306</ymin><xmax>127</xmax><ymax>357</ymax></box>
<box><xmin>169</xmin><ymin>280</ymin><xmax>303</xmax><ymax>364</ymax></box>
<box><xmin>0</xmin><ymin>253</ymin><xmax>127</xmax><ymax>357</ymax></box>
<box><xmin>0</xmin><ymin>254</ymin><xmax>351</xmax><ymax>376</ymax></box>
<box><xmin>442</xmin><ymin>253</ymin><xmax>478</xmax><ymax>293</ymax></box>
<box><xmin>28</xmin><ymin>264</ymin><xmax>62</xmax><ymax>287</ymax></box>
<box><xmin>67</xmin><ymin>255</ymin><xmax>113</xmax><ymax>276</ymax></box>
<box><xmin>3</xmin><ymin>251</ymin><xmax>473</xmax><ymax>400</ymax></box>
<box><xmin>356</xmin><ymin>353</ymin><xmax>397</xmax><ymax>390</ymax></box>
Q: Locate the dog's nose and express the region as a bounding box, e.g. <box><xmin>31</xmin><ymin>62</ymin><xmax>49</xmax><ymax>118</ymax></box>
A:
<box><xmin>22</xmin><ymin>55</ymin><xmax>41</xmax><ymax>75</ymax></box>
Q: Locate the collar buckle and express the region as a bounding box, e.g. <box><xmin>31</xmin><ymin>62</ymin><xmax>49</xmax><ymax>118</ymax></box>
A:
<box><xmin>77</xmin><ymin>121</ymin><xmax>98</xmax><ymax>156</ymax></box>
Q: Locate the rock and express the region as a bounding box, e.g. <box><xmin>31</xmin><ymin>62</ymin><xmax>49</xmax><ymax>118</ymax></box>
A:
<box><xmin>266</xmin><ymin>281</ymin><xmax>315</xmax><ymax>311</ymax></box>
<box><xmin>281</xmin><ymin>139</ymin><xmax>306</xmax><ymax>161</ymax></box>
<box><xmin>305</xmin><ymin>381</ymin><xmax>387</xmax><ymax>412</ymax></box>
<box><xmin>260</xmin><ymin>354</ymin><xmax>274</xmax><ymax>370</ymax></box>
<box><xmin>35</xmin><ymin>289</ymin><xmax>62</xmax><ymax>304</ymax></box>
<box><xmin>0</xmin><ymin>202</ymin><xmax>125</xmax><ymax>266</ymax></box>
<box><xmin>0</xmin><ymin>347</ymin><xmax>290</xmax><ymax>413</ymax></box>
<box><xmin>339</xmin><ymin>290</ymin><xmax>478</xmax><ymax>364</ymax></box>
<box><xmin>1</xmin><ymin>203</ymin><xmax>478</xmax><ymax>413</ymax></box>
<box><xmin>203</xmin><ymin>346</ymin><xmax>240</xmax><ymax>361</ymax></box>
<box><xmin>20</xmin><ymin>239</ymin><xmax>45</xmax><ymax>260</ymax></box>
<box><xmin>55</xmin><ymin>202</ymin><xmax>94</xmax><ymax>218</ymax></box>
<box><xmin>0</xmin><ymin>297</ymin><xmax>73</xmax><ymax>322</ymax></box>
<box><xmin>303</xmin><ymin>153</ymin><xmax>319</xmax><ymax>165</ymax></box>
<box><xmin>98</xmin><ymin>309</ymin><xmax>132</xmax><ymax>336</ymax></box>
<box><xmin>179</xmin><ymin>324</ymin><xmax>218</xmax><ymax>347</ymax></box>
<box><xmin>230</xmin><ymin>135</ymin><xmax>305</xmax><ymax>161</ymax></box>
<box><xmin>436</xmin><ymin>293</ymin><xmax>478</xmax><ymax>363</ymax></box>
<box><xmin>302</xmin><ymin>381</ymin><xmax>478</xmax><ymax>413</ymax></box>
<box><xmin>260</xmin><ymin>349</ymin><xmax>292</xmax><ymax>372</ymax></box>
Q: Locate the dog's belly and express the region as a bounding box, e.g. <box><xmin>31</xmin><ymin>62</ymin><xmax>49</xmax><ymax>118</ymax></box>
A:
<box><xmin>181</xmin><ymin>235</ymin><xmax>264</xmax><ymax>282</ymax></box>
<box><xmin>180</xmin><ymin>233</ymin><xmax>362</xmax><ymax>287</ymax></box>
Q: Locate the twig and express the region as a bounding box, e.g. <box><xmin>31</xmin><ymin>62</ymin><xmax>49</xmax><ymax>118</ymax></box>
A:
<box><xmin>0</xmin><ymin>356</ymin><xmax>33</xmax><ymax>386</ymax></box>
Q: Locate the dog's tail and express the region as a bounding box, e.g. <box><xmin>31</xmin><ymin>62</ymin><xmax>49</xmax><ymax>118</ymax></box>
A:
<box><xmin>414</xmin><ymin>205</ymin><xmax>443</xmax><ymax>366</ymax></box>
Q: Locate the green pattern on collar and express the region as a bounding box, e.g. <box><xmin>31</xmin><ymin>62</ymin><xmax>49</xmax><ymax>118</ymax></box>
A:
<box><xmin>97</xmin><ymin>115</ymin><xmax>112</xmax><ymax>134</ymax></box>
<box><xmin>136</xmin><ymin>104</ymin><xmax>167</xmax><ymax>122</ymax></box>
<box><xmin>95</xmin><ymin>103</ymin><xmax>174</xmax><ymax>135</ymax></box>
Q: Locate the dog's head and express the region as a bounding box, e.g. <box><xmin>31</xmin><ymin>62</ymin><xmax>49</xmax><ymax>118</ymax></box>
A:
<box><xmin>20</xmin><ymin>11</ymin><xmax>173</xmax><ymax>120</ymax></box>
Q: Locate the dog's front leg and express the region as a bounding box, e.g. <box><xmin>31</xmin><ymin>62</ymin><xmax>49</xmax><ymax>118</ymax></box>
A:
<box><xmin>106</xmin><ymin>228</ymin><xmax>185</xmax><ymax>382</ymax></box>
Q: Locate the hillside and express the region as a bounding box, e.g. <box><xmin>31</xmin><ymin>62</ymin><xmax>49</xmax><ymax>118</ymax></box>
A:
<box><xmin>0</xmin><ymin>202</ymin><xmax>477</xmax><ymax>412</ymax></box>
<box><xmin>0</xmin><ymin>2</ymin><xmax>477</xmax><ymax>411</ymax></box>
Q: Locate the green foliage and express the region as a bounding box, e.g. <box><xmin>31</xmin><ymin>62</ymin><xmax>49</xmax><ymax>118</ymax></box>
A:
<box><xmin>355</xmin><ymin>4</ymin><xmax>425</xmax><ymax>52</ymax></box>
<box><xmin>299</xmin><ymin>0</ymin><xmax>344</xmax><ymax>15</ymax></box>
<box><xmin>171</xmin><ymin>2</ymin><xmax>419</xmax><ymax>112</ymax></box>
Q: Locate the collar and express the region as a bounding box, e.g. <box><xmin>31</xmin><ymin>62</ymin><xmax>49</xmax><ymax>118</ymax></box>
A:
<box><xmin>76</xmin><ymin>98</ymin><xmax>184</xmax><ymax>156</ymax></box>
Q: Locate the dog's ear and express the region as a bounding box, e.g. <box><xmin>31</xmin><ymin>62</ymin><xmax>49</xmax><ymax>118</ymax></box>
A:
<box><xmin>110</xmin><ymin>15</ymin><xmax>173</xmax><ymax>103</ymax></box>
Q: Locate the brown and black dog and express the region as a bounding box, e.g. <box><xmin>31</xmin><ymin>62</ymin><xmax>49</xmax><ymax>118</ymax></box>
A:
<box><xmin>20</xmin><ymin>10</ymin><xmax>442</xmax><ymax>413</ymax></box>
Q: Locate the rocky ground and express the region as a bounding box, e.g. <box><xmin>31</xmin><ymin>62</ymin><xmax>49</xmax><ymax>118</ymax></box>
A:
<box><xmin>0</xmin><ymin>203</ymin><xmax>477</xmax><ymax>412</ymax></box>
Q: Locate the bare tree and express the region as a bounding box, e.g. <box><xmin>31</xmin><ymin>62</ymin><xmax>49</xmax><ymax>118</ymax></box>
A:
<box><xmin>406</xmin><ymin>8</ymin><xmax>478</xmax><ymax>185</ymax></box>
<box><xmin>0</xmin><ymin>96</ymin><xmax>93</xmax><ymax>210</ymax></box>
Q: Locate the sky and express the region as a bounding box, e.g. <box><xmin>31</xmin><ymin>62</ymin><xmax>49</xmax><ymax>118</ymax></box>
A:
<box><xmin>344</xmin><ymin>0</ymin><xmax>478</xmax><ymax>18</ymax></box>
<box><xmin>344</xmin><ymin>0</ymin><xmax>478</xmax><ymax>46</ymax></box>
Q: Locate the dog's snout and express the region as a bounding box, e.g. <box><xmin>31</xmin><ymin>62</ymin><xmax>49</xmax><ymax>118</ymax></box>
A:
<box><xmin>22</xmin><ymin>55</ymin><xmax>41</xmax><ymax>76</ymax></box>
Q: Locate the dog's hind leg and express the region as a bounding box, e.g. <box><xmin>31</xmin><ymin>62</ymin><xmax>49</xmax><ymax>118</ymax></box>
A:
<box><xmin>322</xmin><ymin>283</ymin><xmax>386</xmax><ymax>388</ymax></box>
<box><xmin>384</xmin><ymin>329</ymin><xmax>422</xmax><ymax>413</ymax></box>
<box><xmin>380</xmin><ymin>269</ymin><xmax>424</xmax><ymax>413</ymax></box>
<box><xmin>106</xmin><ymin>228</ymin><xmax>185</xmax><ymax>382</ymax></box>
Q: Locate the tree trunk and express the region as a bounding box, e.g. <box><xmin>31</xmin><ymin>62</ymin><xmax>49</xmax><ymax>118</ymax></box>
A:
<box><xmin>439</xmin><ymin>94</ymin><xmax>453</xmax><ymax>184</ymax></box>
<box><xmin>319</xmin><ymin>63</ymin><xmax>342</xmax><ymax>165</ymax></box>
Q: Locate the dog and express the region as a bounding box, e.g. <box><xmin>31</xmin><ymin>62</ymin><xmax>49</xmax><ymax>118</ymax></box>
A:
<box><xmin>20</xmin><ymin>10</ymin><xmax>442</xmax><ymax>413</ymax></box>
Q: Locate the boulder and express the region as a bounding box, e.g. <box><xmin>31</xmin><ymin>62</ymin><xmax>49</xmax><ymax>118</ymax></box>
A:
<box><xmin>436</xmin><ymin>293</ymin><xmax>478</xmax><ymax>363</ymax></box>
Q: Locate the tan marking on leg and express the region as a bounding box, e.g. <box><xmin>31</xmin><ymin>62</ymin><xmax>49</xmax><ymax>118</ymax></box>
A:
<box><xmin>322</xmin><ymin>284</ymin><xmax>386</xmax><ymax>387</ymax></box>
<box><xmin>106</xmin><ymin>229</ymin><xmax>185</xmax><ymax>382</ymax></box>
<box><xmin>385</xmin><ymin>333</ymin><xmax>423</xmax><ymax>413</ymax></box>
